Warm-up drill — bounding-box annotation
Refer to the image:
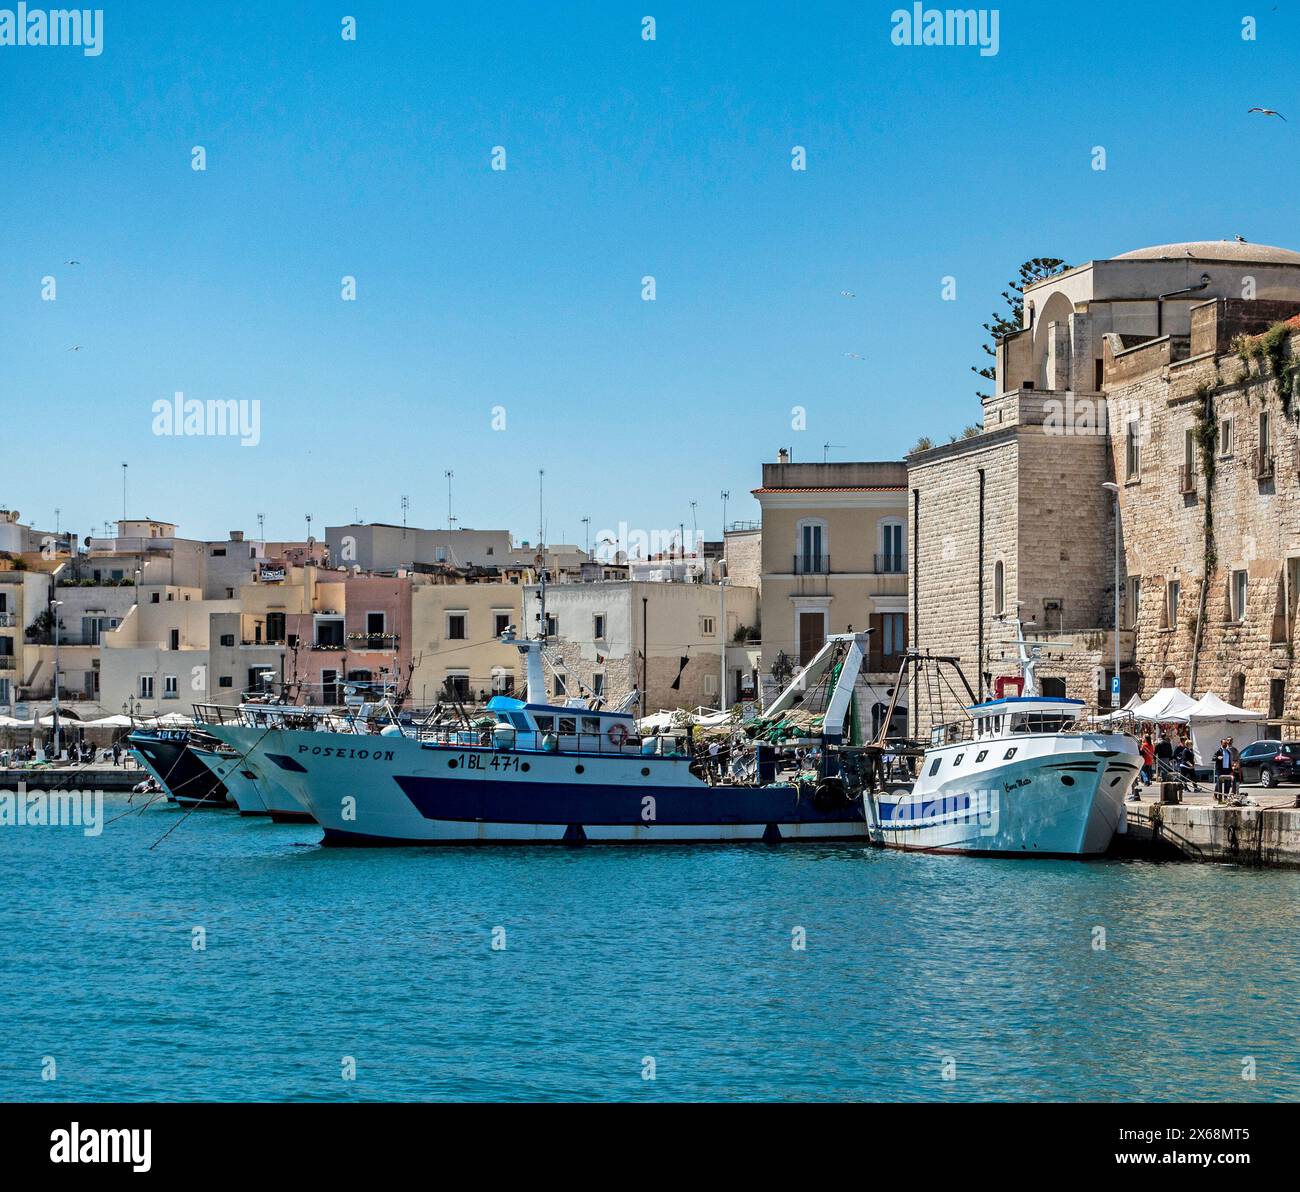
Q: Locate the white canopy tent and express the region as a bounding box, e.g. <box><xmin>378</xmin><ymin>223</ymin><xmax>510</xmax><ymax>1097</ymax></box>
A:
<box><xmin>1092</xmin><ymin>694</ymin><xmax>1143</xmax><ymax>723</ymax></box>
<box><xmin>1186</xmin><ymin>692</ymin><xmax>1267</xmax><ymax>764</ymax></box>
<box><xmin>1131</xmin><ymin>687</ymin><xmax>1198</xmax><ymax>724</ymax></box>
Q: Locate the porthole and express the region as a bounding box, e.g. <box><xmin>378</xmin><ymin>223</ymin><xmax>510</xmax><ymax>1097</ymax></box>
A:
<box><xmin>976</xmin><ymin>750</ymin><xmax>988</xmax><ymax>763</ymax></box>
<box><xmin>1004</xmin><ymin>748</ymin><xmax>1017</xmax><ymax>760</ymax></box>
<box><xmin>448</xmin><ymin>759</ymin><xmax>458</xmax><ymax>769</ymax></box>
<box><xmin>520</xmin><ymin>762</ymin><xmax>530</xmax><ymax>772</ymax></box>
<box><xmin>575</xmin><ymin>764</ymin><xmax>585</xmax><ymax>775</ymax></box>
<box><xmin>1061</xmin><ymin>775</ymin><xmax>1075</xmax><ymax>787</ymax></box>
<box><xmin>641</xmin><ymin>767</ymin><xmax>650</xmax><ymax>777</ymax></box>
<box><xmin>954</xmin><ymin>754</ymin><xmax>964</xmax><ymax>765</ymax></box>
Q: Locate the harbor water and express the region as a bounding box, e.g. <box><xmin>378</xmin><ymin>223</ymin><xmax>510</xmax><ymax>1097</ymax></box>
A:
<box><xmin>1</xmin><ymin>796</ymin><xmax>1297</xmax><ymax>1102</ymax></box>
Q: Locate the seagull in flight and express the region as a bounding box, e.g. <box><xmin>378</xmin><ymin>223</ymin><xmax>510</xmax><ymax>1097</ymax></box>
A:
<box><xmin>1248</xmin><ymin>107</ymin><xmax>1286</xmax><ymax>120</ymax></box>
<box><xmin>845</xmin><ymin>352</ymin><xmax>865</xmax><ymax>361</ymax></box>
<box><xmin>65</xmin><ymin>258</ymin><xmax>80</xmax><ymax>265</ymax></box>
<box><xmin>67</xmin><ymin>345</ymin><xmax>82</xmax><ymax>352</ymax></box>
<box><xmin>839</xmin><ymin>290</ymin><xmax>856</xmax><ymax>298</ymax></box>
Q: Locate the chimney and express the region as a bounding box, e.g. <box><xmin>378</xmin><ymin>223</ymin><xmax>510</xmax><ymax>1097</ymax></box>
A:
<box><xmin>230</xmin><ymin>530</ymin><xmax>245</xmax><ymax>542</ymax></box>
<box><xmin>777</xmin><ymin>448</ymin><xmax>790</xmax><ymax>464</ymax></box>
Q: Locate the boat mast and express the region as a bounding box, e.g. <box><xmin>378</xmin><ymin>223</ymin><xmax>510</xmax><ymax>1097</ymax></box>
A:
<box><xmin>996</xmin><ymin>610</ymin><xmax>1040</xmax><ymax>698</ymax></box>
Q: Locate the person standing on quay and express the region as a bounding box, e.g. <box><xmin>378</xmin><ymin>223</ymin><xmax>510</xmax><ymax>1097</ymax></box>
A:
<box><xmin>1139</xmin><ymin>734</ymin><xmax>1155</xmax><ymax>785</ymax></box>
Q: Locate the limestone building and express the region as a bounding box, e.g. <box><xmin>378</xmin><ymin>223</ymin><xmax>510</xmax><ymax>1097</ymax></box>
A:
<box><xmin>910</xmin><ymin>239</ymin><xmax>1300</xmax><ymax>734</ymax></box>
<box><xmin>1105</xmin><ymin>294</ymin><xmax>1300</xmax><ymax>726</ymax></box>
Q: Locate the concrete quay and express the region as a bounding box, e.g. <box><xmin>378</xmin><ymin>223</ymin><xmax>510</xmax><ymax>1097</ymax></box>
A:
<box><xmin>0</xmin><ymin>763</ymin><xmax>144</xmax><ymax>793</ymax></box>
<box><xmin>1120</xmin><ymin>783</ymin><xmax>1300</xmax><ymax>867</ymax></box>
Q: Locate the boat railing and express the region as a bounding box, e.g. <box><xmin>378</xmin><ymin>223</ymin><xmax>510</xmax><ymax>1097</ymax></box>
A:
<box><xmin>191</xmin><ymin>702</ymin><xmax>368</xmax><ymax>733</ymax></box>
<box><xmin>412</xmin><ymin>724</ymin><xmax>672</xmax><ymax>758</ymax></box>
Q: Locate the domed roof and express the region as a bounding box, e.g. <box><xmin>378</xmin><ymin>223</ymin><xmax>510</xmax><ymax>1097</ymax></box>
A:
<box><xmin>1112</xmin><ymin>240</ymin><xmax>1300</xmax><ymax>264</ymax></box>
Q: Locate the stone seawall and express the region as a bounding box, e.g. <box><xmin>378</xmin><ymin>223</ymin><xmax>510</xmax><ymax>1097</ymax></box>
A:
<box><xmin>1125</xmin><ymin>801</ymin><xmax>1300</xmax><ymax>867</ymax></box>
<box><xmin>0</xmin><ymin>767</ymin><xmax>141</xmax><ymax>792</ymax></box>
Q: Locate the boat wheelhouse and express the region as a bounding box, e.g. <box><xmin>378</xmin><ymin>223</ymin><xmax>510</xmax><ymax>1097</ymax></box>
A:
<box><xmin>962</xmin><ymin>695</ymin><xmax>1087</xmax><ymax>741</ymax></box>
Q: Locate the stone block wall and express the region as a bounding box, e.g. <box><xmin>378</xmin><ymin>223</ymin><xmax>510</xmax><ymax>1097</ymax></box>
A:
<box><xmin>1109</xmin><ymin>315</ymin><xmax>1300</xmax><ymax>725</ymax></box>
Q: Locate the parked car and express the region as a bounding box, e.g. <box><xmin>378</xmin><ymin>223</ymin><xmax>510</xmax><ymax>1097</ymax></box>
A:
<box><xmin>1237</xmin><ymin>740</ymin><xmax>1300</xmax><ymax>787</ymax></box>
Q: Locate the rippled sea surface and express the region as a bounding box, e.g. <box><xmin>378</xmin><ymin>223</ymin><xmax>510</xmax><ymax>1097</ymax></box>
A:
<box><xmin>1</xmin><ymin>796</ymin><xmax>1297</xmax><ymax>1101</ymax></box>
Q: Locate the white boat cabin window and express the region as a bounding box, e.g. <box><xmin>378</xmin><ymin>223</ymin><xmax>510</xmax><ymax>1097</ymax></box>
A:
<box><xmin>976</xmin><ymin>750</ymin><xmax>988</xmax><ymax>762</ymax></box>
<box><xmin>534</xmin><ymin>715</ymin><xmax>554</xmax><ymax>732</ymax></box>
<box><xmin>928</xmin><ymin>757</ymin><xmax>942</xmax><ymax>776</ymax></box>
<box><xmin>1004</xmin><ymin>747</ymin><xmax>1018</xmax><ymax>759</ymax></box>
<box><xmin>558</xmin><ymin>717</ymin><xmax>577</xmax><ymax>735</ymax></box>
<box><xmin>954</xmin><ymin>753</ymin><xmax>964</xmax><ymax>765</ymax></box>
<box><xmin>581</xmin><ymin>716</ymin><xmax>600</xmax><ymax>734</ymax></box>
<box><xmin>1009</xmin><ymin>711</ymin><xmax>1075</xmax><ymax>733</ymax></box>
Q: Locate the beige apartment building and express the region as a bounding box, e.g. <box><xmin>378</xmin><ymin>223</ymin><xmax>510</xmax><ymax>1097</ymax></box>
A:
<box><xmin>523</xmin><ymin>578</ymin><xmax>759</xmax><ymax>714</ymax></box>
<box><xmin>408</xmin><ymin>577</ymin><xmax>525</xmax><ymax>705</ymax></box>
<box><xmin>326</xmin><ymin>523</ymin><xmax>514</xmax><ymax>572</ymax></box>
<box><xmin>753</xmin><ymin>455</ymin><xmax>908</xmax><ymax>728</ymax></box>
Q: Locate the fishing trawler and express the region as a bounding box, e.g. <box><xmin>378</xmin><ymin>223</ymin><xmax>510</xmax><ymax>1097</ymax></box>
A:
<box><xmin>127</xmin><ymin>727</ymin><xmax>232</xmax><ymax>808</ymax></box>
<box><xmin>203</xmin><ymin>625</ymin><xmax>876</xmax><ymax>846</ymax></box>
<box><xmin>862</xmin><ymin>618</ymin><xmax>1140</xmax><ymax>857</ymax></box>
<box><xmin>189</xmin><ymin>742</ymin><xmax>270</xmax><ymax>817</ymax></box>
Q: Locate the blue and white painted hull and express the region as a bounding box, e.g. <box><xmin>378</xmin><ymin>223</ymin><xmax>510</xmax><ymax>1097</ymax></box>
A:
<box><xmin>205</xmin><ymin>725</ymin><xmax>868</xmax><ymax>845</ymax></box>
<box><xmin>867</xmin><ymin>734</ymin><xmax>1140</xmax><ymax>857</ymax></box>
<box><xmin>189</xmin><ymin>741</ymin><xmax>315</xmax><ymax>821</ymax></box>
<box><xmin>190</xmin><ymin>746</ymin><xmax>268</xmax><ymax>816</ymax></box>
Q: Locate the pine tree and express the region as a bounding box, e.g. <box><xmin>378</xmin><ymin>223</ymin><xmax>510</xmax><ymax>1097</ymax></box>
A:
<box><xmin>973</xmin><ymin>257</ymin><xmax>1069</xmax><ymax>399</ymax></box>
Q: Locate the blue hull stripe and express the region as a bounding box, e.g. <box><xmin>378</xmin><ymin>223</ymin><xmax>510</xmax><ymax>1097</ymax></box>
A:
<box><xmin>391</xmin><ymin>775</ymin><xmax>865</xmax><ymax>827</ymax></box>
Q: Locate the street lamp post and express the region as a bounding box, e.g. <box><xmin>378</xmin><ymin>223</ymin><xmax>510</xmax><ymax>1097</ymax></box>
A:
<box><xmin>51</xmin><ymin>598</ymin><xmax>63</xmax><ymax>759</ymax></box>
<box><xmin>1102</xmin><ymin>482</ymin><xmax>1121</xmax><ymax>708</ymax></box>
<box><xmin>718</xmin><ymin>571</ymin><xmax>728</xmax><ymax>712</ymax></box>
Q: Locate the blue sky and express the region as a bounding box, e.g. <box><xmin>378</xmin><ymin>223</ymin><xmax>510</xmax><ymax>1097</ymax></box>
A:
<box><xmin>2</xmin><ymin>1</ymin><xmax>1297</xmax><ymax>547</ymax></box>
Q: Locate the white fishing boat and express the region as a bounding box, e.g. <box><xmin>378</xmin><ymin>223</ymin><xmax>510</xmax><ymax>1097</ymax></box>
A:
<box><xmin>200</xmin><ymin>624</ymin><xmax>877</xmax><ymax>847</ymax></box>
<box><xmin>863</xmin><ymin>618</ymin><xmax>1140</xmax><ymax>857</ymax></box>
<box><xmin>189</xmin><ymin>742</ymin><xmax>270</xmax><ymax>817</ymax></box>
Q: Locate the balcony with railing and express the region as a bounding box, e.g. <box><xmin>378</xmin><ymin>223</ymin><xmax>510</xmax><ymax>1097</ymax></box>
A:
<box><xmin>793</xmin><ymin>554</ymin><xmax>830</xmax><ymax>576</ymax></box>
<box><xmin>0</xmin><ymin>655</ymin><xmax>15</xmax><ymax>670</ymax></box>
<box><xmin>872</xmin><ymin>553</ymin><xmax>907</xmax><ymax>575</ymax></box>
<box><xmin>23</xmin><ymin>631</ymin><xmax>101</xmax><ymax>646</ymax></box>
<box><xmin>347</xmin><ymin>631</ymin><xmax>401</xmax><ymax>651</ymax></box>
<box><xmin>0</xmin><ymin>613</ymin><xmax>15</xmax><ymax>627</ymax></box>
<box><xmin>1254</xmin><ymin>449</ymin><xmax>1276</xmax><ymax>480</ymax></box>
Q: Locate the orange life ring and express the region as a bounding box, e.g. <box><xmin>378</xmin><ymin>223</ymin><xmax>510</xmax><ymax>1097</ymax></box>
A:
<box><xmin>607</xmin><ymin>722</ymin><xmax>630</xmax><ymax>746</ymax></box>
